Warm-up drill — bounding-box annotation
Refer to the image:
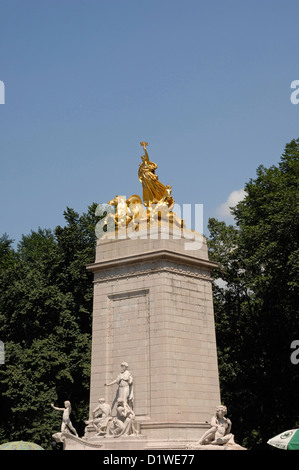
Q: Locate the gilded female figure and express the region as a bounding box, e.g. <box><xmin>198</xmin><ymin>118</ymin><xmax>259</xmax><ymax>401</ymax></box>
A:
<box><xmin>138</xmin><ymin>142</ymin><xmax>168</xmax><ymax>207</ymax></box>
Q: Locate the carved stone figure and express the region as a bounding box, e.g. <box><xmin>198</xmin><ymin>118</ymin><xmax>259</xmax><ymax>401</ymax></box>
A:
<box><xmin>51</xmin><ymin>401</ymin><xmax>78</xmax><ymax>437</ymax></box>
<box><xmin>106</xmin><ymin>398</ymin><xmax>138</xmax><ymax>438</ymax></box>
<box><xmin>84</xmin><ymin>398</ymin><xmax>112</xmax><ymax>436</ymax></box>
<box><xmin>197</xmin><ymin>405</ymin><xmax>234</xmax><ymax>446</ymax></box>
<box><xmin>105</xmin><ymin>362</ymin><xmax>134</xmax><ymax>409</ymax></box>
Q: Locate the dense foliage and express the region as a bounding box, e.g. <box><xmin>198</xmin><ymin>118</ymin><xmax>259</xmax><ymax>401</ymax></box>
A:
<box><xmin>208</xmin><ymin>138</ymin><xmax>299</xmax><ymax>449</ymax></box>
<box><xmin>0</xmin><ymin>204</ymin><xmax>99</xmax><ymax>449</ymax></box>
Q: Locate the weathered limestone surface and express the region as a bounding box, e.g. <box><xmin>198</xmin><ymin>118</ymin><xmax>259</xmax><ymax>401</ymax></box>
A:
<box><xmin>83</xmin><ymin>225</ymin><xmax>221</xmax><ymax>447</ymax></box>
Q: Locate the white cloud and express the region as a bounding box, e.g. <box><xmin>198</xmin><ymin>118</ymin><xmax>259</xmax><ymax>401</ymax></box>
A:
<box><xmin>214</xmin><ymin>278</ymin><xmax>228</xmax><ymax>289</ymax></box>
<box><xmin>217</xmin><ymin>189</ymin><xmax>246</xmax><ymax>219</ymax></box>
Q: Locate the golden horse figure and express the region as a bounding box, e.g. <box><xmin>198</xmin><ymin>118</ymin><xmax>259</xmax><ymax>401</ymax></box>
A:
<box><xmin>107</xmin><ymin>194</ymin><xmax>145</xmax><ymax>229</ymax></box>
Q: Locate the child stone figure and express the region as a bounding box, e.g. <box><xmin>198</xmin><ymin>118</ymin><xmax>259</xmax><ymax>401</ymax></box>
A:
<box><xmin>51</xmin><ymin>401</ymin><xmax>78</xmax><ymax>437</ymax></box>
<box><xmin>197</xmin><ymin>405</ymin><xmax>234</xmax><ymax>445</ymax></box>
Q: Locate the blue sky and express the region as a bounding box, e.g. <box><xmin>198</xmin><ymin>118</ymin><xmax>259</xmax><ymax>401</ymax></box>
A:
<box><xmin>1</xmin><ymin>0</ymin><xmax>299</xmax><ymax>245</ymax></box>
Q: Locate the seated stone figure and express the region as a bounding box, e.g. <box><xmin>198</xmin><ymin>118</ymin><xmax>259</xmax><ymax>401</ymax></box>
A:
<box><xmin>197</xmin><ymin>405</ymin><xmax>234</xmax><ymax>446</ymax></box>
<box><xmin>84</xmin><ymin>398</ymin><xmax>112</xmax><ymax>436</ymax></box>
<box><xmin>106</xmin><ymin>398</ymin><xmax>138</xmax><ymax>438</ymax></box>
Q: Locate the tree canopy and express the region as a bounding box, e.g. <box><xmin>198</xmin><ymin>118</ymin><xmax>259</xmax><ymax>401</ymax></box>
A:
<box><xmin>0</xmin><ymin>204</ymin><xmax>99</xmax><ymax>449</ymax></box>
<box><xmin>208</xmin><ymin>138</ymin><xmax>299</xmax><ymax>448</ymax></box>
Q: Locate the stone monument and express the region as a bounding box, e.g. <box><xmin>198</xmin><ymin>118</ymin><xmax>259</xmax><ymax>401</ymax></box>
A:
<box><xmin>54</xmin><ymin>142</ymin><xmax>243</xmax><ymax>450</ymax></box>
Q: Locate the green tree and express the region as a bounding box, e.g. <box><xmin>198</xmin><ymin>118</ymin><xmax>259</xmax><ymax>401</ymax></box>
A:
<box><xmin>208</xmin><ymin>138</ymin><xmax>299</xmax><ymax>449</ymax></box>
<box><xmin>0</xmin><ymin>204</ymin><xmax>99</xmax><ymax>449</ymax></box>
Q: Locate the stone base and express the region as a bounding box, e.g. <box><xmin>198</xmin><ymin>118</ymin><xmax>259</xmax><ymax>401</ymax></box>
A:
<box><xmin>138</xmin><ymin>421</ymin><xmax>210</xmax><ymax>441</ymax></box>
<box><xmin>57</xmin><ymin>433</ymin><xmax>147</xmax><ymax>451</ymax></box>
<box><xmin>53</xmin><ymin>432</ymin><xmax>246</xmax><ymax>451</ymax></box>
<box><xmin>87</xmin><ymin>228</ymin><xmax>221</xmax><ymax>431</ymax></box>
<box><xmin>187</xmin><ymin>443</ymin><xmax>246</xmax><ymax>451</ymax></box>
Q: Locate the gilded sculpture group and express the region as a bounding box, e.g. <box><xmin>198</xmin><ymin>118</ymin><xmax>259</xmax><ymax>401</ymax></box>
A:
<box><xmin>97</xmin><ymin>142</ymin><xmax>184</xmax><ymax>236</ymax></box>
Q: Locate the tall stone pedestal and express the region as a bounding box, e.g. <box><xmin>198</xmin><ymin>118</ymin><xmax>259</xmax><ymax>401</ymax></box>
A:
<box><xmin>76</xmin><ymin>224</ymin><xmax>221</xmax><ymax>450</ymax></box>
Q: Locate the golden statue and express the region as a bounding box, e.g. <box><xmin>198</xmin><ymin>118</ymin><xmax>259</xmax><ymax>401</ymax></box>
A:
<box><xmin>138</xmin><ymin>142</ymin><xmax>172</xmax><ymax>207</ymax></box>
<box><xmin>97</xmin><ymin>141</ymin><xmax>184</xmax><ymax>237</ymax></box>
<box><xmin>107</xmin><ymin>194</ymin><xmax>143</xmax><ymax>228</ymax></box>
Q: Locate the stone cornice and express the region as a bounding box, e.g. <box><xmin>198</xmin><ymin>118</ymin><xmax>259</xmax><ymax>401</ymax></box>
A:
<box><xmin>86</xmin><ymin>249</ymin><xmax>218</xmax><ymax>274</ymax></box>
